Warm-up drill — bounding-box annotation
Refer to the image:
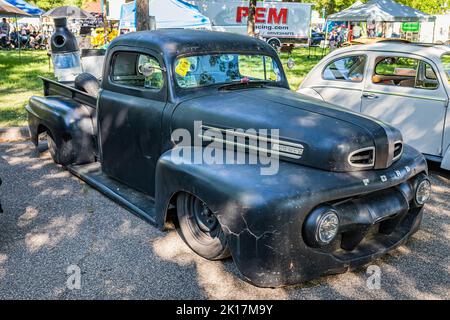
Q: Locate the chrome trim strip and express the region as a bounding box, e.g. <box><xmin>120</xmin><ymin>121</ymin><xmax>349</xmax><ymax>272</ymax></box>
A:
<box><xmin>310</xmin><ymin>85</ymin><xmax>363</xmax><ymax>92</ymax></box>
<box><xmin>363</xmin><ymin>89</ymin><xmax>447</xmax><ymax>102</ymax></box>
<box><xmin>347</xmin><ymin>146</ymin><xmax>376</xmax><ymax>168</ymax></box>
<box><xmin>202</xmin><ymin>125</ymin><xmax>304</xmax><ymax>149</ymax></box>
<box><xmin>198</xmin><ymin>134</ymin><xmax>302</xmax><ymax>160</ymax></box>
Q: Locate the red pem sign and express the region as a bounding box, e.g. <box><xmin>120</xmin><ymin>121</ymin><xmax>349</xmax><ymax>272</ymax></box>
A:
<box><xmin>236</xmin><ymin>7</ymin><xmax>288</xmax><ymax>24</ymax></box>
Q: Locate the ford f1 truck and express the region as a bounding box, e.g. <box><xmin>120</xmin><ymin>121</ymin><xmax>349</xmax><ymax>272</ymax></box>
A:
<box><xmin>26</xmin><ymin>29</ymin><xmax>431</xmax><ymax>287</ymax></box>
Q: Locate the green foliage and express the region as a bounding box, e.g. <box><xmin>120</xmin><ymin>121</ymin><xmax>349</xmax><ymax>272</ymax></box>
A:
<box><xmin>29</xmin><ymin>0</ymin><xmax>85</xmax><ymax>11</ymax></box>
<box><xmin>396</xmin><ymin>0</ymin><xmax>449</xmax><ymax>15</ymax></box>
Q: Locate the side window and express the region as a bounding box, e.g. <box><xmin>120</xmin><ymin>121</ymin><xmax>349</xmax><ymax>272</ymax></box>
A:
<box><xmin>373</xmin><ymin>56</ymin><xmax>438</xmax><ymax>89</ymax></box>
<box><xmin>322</xmin><ymin>55</ymin><xmax>366</xmax><ymax>82</ymax></box>
<box><xmin>111</xmin><ymin>52</ymin><xmax>163</xmax><ymax>90</ymax></box>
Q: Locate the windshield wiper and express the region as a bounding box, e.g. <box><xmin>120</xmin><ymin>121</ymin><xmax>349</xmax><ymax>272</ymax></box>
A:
<box><xmin>218</xmin><ymin>80</ymin><xmax>269</xmax><ymax>91</ymax></box>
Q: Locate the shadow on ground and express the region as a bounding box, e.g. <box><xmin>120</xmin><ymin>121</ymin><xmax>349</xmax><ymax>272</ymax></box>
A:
<box><xmin>0</xmin><ymin>142</ymin><xmax>448</xmax><ymax>299</ymax></box>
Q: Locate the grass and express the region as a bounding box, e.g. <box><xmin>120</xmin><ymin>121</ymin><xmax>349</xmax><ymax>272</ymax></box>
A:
<box><xmin>280</xmin><ymin>47</ymin><xmax>329</xmax><ymax>90</ymax></box>
<box><xmin>0</xmin><ymin>47</ymin><xmax>328</xmax><ymax>127</ymax></box>
<box><xmin>0</xmin><ymin>50</ymin><xmax>53</xmax><ymax>127</ymax></box>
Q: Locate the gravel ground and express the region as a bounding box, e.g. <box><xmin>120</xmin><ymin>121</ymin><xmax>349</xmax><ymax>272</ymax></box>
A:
<box><xmin>0</xmin><ymin>141</ymin><xmax>449</xmax><ymax>300</ymax></box>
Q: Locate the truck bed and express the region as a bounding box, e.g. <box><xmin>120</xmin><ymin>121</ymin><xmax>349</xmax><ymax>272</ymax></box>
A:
<box><xmin>41</xmin><ymin>77</ymin><xmax>97</xmax><ymax>109</ymax></box>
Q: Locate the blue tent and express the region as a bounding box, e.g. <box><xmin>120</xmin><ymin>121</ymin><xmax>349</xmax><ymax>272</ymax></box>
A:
<box><xmin>119</xmin><ymin>0</ymin><xmax>211</xmax><ymax>30</ymax></box>
<box><xmin>5</xmin><ymin>0</ymin><xmax>43</xmax><ymax>16</ymax></box>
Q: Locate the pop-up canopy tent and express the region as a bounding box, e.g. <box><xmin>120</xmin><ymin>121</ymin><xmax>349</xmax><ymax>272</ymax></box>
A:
<box><xmin>119</xmin><ymin>0</ymin><xmax>211</xmax><ymax>30</ymax></box>
<box><xmin>326</xmin><ymin>0</ymin><xmax>436</xmax><ymax>42</ymax></box>
<box><xmin>4</xmin><ymin>0</ymin><xmax>43</xmax><ymax>16</ymax></box>
<box><xmin>327</xmin><ymin>0</ymin><xmax>435</xmax><ymax>22</ymax></box>
<box><xmin>0</xmin><ymin>0</ymin><xmax>29</xmax><ymax>16</ymax></box>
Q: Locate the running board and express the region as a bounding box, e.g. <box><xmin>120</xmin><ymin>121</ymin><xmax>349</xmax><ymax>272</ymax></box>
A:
<box><xmin>67</xmin><ymin>162</ymin><xmax>157</xmax><ymax>225</ymax></box>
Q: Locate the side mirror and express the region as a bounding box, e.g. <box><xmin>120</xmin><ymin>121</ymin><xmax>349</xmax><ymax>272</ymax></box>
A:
<box><xmin>139</xmin><ymin>63</ymin><xmax>157</xmax><ymax>77</ymax></box>
<box><xmin>287</xmin><ymin>58</ymin><xmax>295</xmax><ymax>70</ymax></box>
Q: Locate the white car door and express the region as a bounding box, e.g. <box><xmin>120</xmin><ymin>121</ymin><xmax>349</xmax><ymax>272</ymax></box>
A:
<box><xmin>361</xmin><ymin>52</ymin><xmax>448</xmax><ymax>157</ymax></box>
<box><xmin>303</xmin><ymin>53</ymin><xmax>368</xmax><ymax>112</ymax></box>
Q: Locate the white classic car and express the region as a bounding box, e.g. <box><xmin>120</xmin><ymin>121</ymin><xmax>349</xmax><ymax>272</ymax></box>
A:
<box><xmin>298</xmin><ymin>42</ymin><xmax>450</xmax><ymax>169</ymax></box>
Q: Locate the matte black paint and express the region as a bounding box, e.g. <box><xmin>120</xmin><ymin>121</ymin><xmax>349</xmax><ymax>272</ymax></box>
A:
<box><xmin>26</xmin><ymin>29</ymin><xmax>430</xmax><ymax>287</ymax></box>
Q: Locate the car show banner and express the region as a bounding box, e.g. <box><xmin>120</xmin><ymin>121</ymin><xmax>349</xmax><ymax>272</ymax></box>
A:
<box><xmin>192</xmin><ymin>0</ymin><xmax>313</xmax><ymax>39</ymax></box>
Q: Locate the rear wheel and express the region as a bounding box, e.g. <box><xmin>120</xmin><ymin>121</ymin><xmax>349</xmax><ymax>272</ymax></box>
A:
<box><xmin>176</xmin><ymin>193</ymin><xmax>230</xmax><ymax>260</ymax></box>
<box><xmin>47</xmin><ymin>133</ymin><xmax>75</xmax><ymax>166</ymax></box>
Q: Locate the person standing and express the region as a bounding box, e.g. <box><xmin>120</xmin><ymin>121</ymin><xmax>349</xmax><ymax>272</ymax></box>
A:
<box><xmin>0</xmin><ymin>18</ymin><xmax>11</xmax><ymax>48</ymax></box>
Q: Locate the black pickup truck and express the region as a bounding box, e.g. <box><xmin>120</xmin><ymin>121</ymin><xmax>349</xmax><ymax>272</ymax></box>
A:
<box><xmin>27</xmin><ymin>29</ymin><xmax>431</xmax><ymax>287</ymax></box>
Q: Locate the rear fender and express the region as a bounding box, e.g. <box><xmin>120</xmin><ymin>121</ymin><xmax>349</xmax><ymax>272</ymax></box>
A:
<box><xmin>27</xmin><ymin>96</ymin><xmax>96</xmax><ymax>164</ymax></box>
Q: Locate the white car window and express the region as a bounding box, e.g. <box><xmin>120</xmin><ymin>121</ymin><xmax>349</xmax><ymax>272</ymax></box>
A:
<box><xmin>373</xmin><ymin>56</ymin><xmax>438</xmax><ymax>90</ymax></box>
<box><xmin>322</xmin><ymin>55</ymin><xmax>366</xmax><ymax>82</ymax></box>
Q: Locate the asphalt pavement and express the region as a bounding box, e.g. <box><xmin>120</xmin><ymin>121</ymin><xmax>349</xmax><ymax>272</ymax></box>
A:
<box><xmin>0</xmin><ymin>142</ymin><xmax>449</xmax><ymax>299</ymax></box>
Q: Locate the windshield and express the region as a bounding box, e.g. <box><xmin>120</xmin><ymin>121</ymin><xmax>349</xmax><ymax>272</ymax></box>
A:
<box><xmin>174</xmin><ymin>54</ymin><xmax>283</xmax><ymax>89</ymax></box>
<box><xmin>442</xmin><ymin>54</ymin><xmax>450</xmax><ymax>85</ymax></box>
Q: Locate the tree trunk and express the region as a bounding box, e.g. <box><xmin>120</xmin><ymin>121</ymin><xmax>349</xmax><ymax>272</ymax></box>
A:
<box><xmin>247</xmin><ymin>0</ymin><xmax>257</xmax><ymax>36</ymax></box>
<box><xmin>136</xmin><ymin>0</ymin><xmax>150</xmax><ymax>31</ymax></box>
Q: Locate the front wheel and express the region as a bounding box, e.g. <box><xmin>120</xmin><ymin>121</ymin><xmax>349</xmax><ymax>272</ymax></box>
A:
<box><xmin>176</xmin><ymin>193</ymin><xmax>230</xmax><ymax>260</ymax></box>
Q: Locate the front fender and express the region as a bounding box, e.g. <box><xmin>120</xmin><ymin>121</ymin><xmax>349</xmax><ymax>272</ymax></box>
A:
<box><xmin>155</xmin><ymin>146</ymin><xmax>428</xmax><ymax>287</ymax></box>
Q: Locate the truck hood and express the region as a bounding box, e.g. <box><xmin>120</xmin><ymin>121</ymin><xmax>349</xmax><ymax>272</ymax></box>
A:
<box><xmin>171</xmin><ymin>87</ymin><xmax>403</xmax><ymax>172</ymax></box>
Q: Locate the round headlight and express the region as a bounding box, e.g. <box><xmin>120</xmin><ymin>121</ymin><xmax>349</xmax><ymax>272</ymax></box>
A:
<box><xmin>317</xmin><ymin>212</ymin><xmax>339</xmax><ymax>244</ymax></box>
<box><xmin>415</xmin><ymin>179</ymin><xmax>431</xmax><ymax>205</ymax></box>
<box><xmin>303</xmin><ymin>207</ymin><xmax>340</xmax><ymax>247</ymax></box>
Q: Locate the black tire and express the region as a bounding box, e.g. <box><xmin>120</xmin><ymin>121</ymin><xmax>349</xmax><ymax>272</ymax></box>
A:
<box><xmin>74</xmin><ymin>72</ymin><xmax>100</xmax><ymax>97</ymax></box>
<box><xmin>176</xmin><ymin>193</ymin><xmax>230</xmax><ymax>260</ymax></box>
<box><xmin>47</xmin><ymin>133</ymin><xmax>75</xmax><ymax>166</ymax></box>
<box><xmin>267</xmin><ymin>38</ymin><xmax>281</xmax><ymax>51</ymax></box>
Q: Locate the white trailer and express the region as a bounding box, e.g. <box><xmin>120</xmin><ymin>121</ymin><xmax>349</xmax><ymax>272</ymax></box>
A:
<box><xmin>192</xmin><ymin>0</ymin><xmax>313</xmax><ymax>48</ymax></box>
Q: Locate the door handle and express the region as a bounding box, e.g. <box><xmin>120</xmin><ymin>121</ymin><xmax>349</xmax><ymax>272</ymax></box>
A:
<box><xmin>362</xmin><ymin>92</ymin><xmax>378</xmax><ymax>99</ymax></box>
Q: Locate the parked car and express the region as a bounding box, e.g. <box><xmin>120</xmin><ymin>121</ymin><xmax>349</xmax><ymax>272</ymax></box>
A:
<box><xmin>298</xmin><ymin>42</ymin><xmax>450</xmax><ymax>170</ymax></box>
<box><xmin>27</xmin><ymin>30</ymin><xmax>431</xmax><ymax>287</ymax></box>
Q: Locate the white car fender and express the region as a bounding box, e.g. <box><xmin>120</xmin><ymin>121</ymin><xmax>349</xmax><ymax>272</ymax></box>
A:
<box><xmin>296</xmin><ymin>88</ymin><xmax>324</xmax><ymax>101</ymax></box>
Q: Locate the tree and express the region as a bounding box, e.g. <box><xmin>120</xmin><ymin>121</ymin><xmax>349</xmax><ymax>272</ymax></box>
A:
<box><xmin>136</xmin><ymin>0</ymin><xmax>150</xmax><ymax>31</ymax></box>
<box><xmin>396</xmin><ymin>0</ymin><xmax>449</xmax><ymax>15</ymax></box>
<box><xmin>30</xmin><ymin>0</ymin><xmax>65</xmax><ymax>11</ymax></box>
<box><xmin>30</xmin><ymin>0</ymin><xmax>84</xmax><ymax>11</ymax></box>
<box><xmin>247</xmin><ymin>0</ymin><xmax>257</xmax><ymax>36</ymax></box>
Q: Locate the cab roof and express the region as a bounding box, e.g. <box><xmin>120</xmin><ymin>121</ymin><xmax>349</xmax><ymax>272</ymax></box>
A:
<box><xmin>109</xmin><ymin>29</ymin><xmax>275</xmax><ymax>58</ymax></box>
